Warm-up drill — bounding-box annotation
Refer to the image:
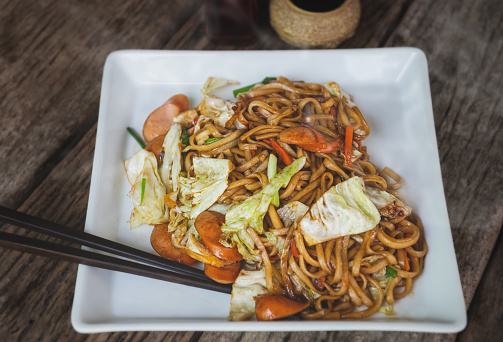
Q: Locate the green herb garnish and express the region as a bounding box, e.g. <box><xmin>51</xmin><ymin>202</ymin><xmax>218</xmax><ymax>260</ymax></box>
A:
<box><xmin>205</xmin><ymin>137</ymin><xmax>224</xmax><ymax>145</ymax></box>
<box><xmin>140</xmin><ymin>177</ymin><xmax>146</xmax><ymax>205</ymax></box>
<box><xmin>385</xmin><ymin>266</ymin><xmax>398</xmax><ymax>278</ymax></box>
<box><xmin>127</xmin><ymin>127</ymin><xmax>146</xmax><ymax>149</ymax></box>
<box><xmin>340</xmin><ymin>176</ymin><xmax>345</xmax><ymax>182</ymax></box>
<box><xmin>233</xmin><ymin>77</ymin><xmax>277</xmax><ymax>97</ymax></box>
<box><xmin>181</xmin><ymin>130</ymin><xmax>190</xmax><ymax>146</ymax></box>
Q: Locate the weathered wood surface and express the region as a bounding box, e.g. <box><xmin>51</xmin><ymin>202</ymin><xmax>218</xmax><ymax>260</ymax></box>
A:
<box><xmin>0</xmin><ymin>0</ymin><xmax>502</xmax><ymax>341</ymax></box>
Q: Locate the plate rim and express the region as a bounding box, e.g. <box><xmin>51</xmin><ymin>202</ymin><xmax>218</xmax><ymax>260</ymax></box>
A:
<box><xmin>71</xmin><ymin>48</ymin><xmax>467</xmax><ymax>333</ymax></box>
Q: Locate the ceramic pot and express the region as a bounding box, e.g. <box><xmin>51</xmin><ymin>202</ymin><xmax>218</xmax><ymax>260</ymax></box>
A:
<box><xmin>269</xmin><ymin>0</ymin><xmax>361</xmax><ymax>48</ymax></box>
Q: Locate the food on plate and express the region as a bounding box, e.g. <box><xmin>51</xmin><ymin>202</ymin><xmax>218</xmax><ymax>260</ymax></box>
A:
<box><xmin>144</xmin><ymin>134</ymin><xmax>166</xmax><ymax>164</ymax></box>
<box><xmin>204</xmin><ymin>262</ymin><xmax>242</xmax><ymax>284</ymax></box>
<box><xmin>142</xmin><ymin>94</ymin><xmax>188</xmax><ymax>142</ymax></box>
<box><xmin>255</xmin><ymin>294</ymin><xmax>310</xmax><ymax>321</ymax></box>
<box><xmin>150</xmin><ymin>223</ymin><xmax>198</xmax><ymax>266</ymax></box>
<box><xmin>124</xmin><ymin>76</ymin><xmax>427</xmax><ymax>321</ymax></box>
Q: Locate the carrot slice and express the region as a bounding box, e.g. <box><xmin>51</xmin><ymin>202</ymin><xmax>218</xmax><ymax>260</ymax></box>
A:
<box><xmin>404</xmin><ymin>250</ymin><xmax>410</xmax><ymax>271</ymax></box>
<box><xmin>263</xmin><ymin>139</ymin><xmax>293</xmax><ymax>166</ymax></box>
<box><xmin>291</xmin><ymin>239</ymin><xmax>300</xmax><ymax>259</ymax></box>
<box><xmin>345</xmin><ymin>126</ymin><xmax>354</xmax><ymax>167</ymax></box>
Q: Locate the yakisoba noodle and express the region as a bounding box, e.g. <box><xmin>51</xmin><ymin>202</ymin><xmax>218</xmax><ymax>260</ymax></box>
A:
<box><xmin>126</xmin><ymin>76</ymin><xmax>427</xmax><ymax>320</ymax></box>
<box><xmin>178</xmin><ymin>76</ymin><xmax>427</xmax><ymax>319</ymax></box>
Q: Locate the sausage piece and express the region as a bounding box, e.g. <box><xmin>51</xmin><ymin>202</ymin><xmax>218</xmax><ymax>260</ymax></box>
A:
<box><xmin>204</xmin><ymin>262</ymin><xmax>241</xmax><ymax>284</ymax></box>
<box><xmin>142</xmin><ymin>103</ymin><xmax>181</xmax><ymax>143</ymax></box>
<box><xmin>150</xmin><ymin>224</ymin><xmax>198</xmax><ymax>266</ymax></box>
<box><xmin>278</xmin><ymin>126</ymin><xmax>343</xmax><ymax>153</ymax></box>
<box><xmin>163</xmin><ymin>94</ymin><xmax>189</xmax><ymax>112</ymax></box>
<box><xmin>194</xmin><ymin>211</ymin><xmax>243</xmax><ymax>262</ymax></box>
<box><xmin>255</xmin><ymin>294</ymin><xmax>310</xmax><ymax>321</ymax></box>
<box><xmin>144</xmin><ymin>134</ymin><xmax>166</xmax><ymax>164</ymax></box>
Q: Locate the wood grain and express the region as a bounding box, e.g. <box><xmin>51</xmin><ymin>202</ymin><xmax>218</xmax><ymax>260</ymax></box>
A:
<box><xmin>385</xmin><ymin>0</ymin><xmax>503</xmax><ymax>305</ymax></box>
<box><xmin>0</xmin><ymin>0</ymin><xmax>502</xmax><ymax>340</ymax></box>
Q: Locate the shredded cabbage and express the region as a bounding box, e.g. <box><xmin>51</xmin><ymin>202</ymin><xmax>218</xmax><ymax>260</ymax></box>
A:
<box><xmin>180</xmin><ymin>157</ymin><xmax>234</xmax><ymax>220</ymax></box>
<box><xmin>229</xmin><ymin>267</ymin><xmax>268</xmax><ymax>321</ymax></box>
<box><xmin>299</xmin><ymin>176</ymin><xmax>380</xmax><ymax>245</ymax></box>
<box><xmin>221</xmin><ymin>156</ymin><xmax>306</xmax><ymax>261</ymax></box>
<box><xmin>160</xmin><ymin>123</ymin><xmax>182</xmax><ymax>202</ymax></box>
<box><xmin>124</xmin><ymin>150</ymin><xmax>169</xmax><ymax>229</ymax></box>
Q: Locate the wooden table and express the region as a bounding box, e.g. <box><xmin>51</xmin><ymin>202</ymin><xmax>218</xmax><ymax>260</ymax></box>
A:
<box><xmin>1</xmin><ymin>0</ymin><xmax>501</xmax><ymax>340</ymax></box>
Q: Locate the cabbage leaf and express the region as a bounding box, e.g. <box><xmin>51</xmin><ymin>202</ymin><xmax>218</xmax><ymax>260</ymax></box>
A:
<box><xmin>124</xmin><ymin>150</ymin><xmax>169</xmax><ymax>229</ymax></box>
<box><xmin>160</xmin><ymin>123</ymin><xmax>182</xmax><ymax>202</ymax></box>
<box><xmin>220</xmin><ymin>156</ymin><xmax>306</xmax><ymax>262</ymax></box>
<box><xmin>299</xmin><ymin>176</ymin><xmax>380</xmax><ymax>245</ymax></box>
<box><xmin>179</xmin><ymin>157</ymin><xmax>234</xmax><ymax>220</ymax></box>
<box><xmin>222</xmin><ymin>156</ymin><xmax>306</xmax><ymax>235</ymax></box>
<box><xmin>229</xmin><ymin>267</ymin><xmax>268</xmax><ymax>321</ymax></box>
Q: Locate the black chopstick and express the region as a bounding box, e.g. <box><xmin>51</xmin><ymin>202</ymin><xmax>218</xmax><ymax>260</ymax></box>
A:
<box><xmin>0</xmin><ymin>231</ymin><xmax>231</xmax><ymax>294</ymax></box>
<box><xmin>0</xmin><ymin>206</ymin><xmax>232</xmax><ymax>294</ymax></box>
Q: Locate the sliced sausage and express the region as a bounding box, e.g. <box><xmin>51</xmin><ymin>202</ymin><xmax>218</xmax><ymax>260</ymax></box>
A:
<box><xmin>255</xmin><ymin>294</ymin><xmax>310</xmax><ymax>321</ymax></box>
<box><xmin>204</xmin><ymin>261</ymin><xmax>241</xmax><ymax>284</ymax></box>
<box><xmin>142</xmin><ymin>103</ymin><xmax>181</xmax><ymax>143</ymax></box>
<box><xmin>150</xmin><ymin>224</ymin><xmax>198</xmax><ymax>266</ymax></box>
<box><xmin>144</xmin><ymin>134</ymin><xmax>166</xmax><ymax>164</ymax></box>
<box><xmin>163</xmin><ymin>94</ymin><xmax>189</xmax><ymax>112</ymax></box>
<box><xmin>278</xmin><ymin>126</ymin><xmax>343</xmax><ymax>153</ymax></box>
<box><xmin>194</xmin><ymin>211</ymin><xmax>243</xmax><ymax>262</ymax></box>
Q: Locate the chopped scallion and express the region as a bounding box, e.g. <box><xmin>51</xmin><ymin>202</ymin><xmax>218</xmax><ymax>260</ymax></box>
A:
<box><xmin>385</xmin><ymin>266</ymin><xmax>398</xmax><ymax>278</ymax></box>
<box><xmin>127</xmin><ymin>127</ymin><xmax>146</xmax><ymax>149</ymax></box>
<box><xmin>205</xmin><ymin>137</ymin><xmax>224</xmax><ymax>145</ymax></box>
<box><xmin>340</xmin><ymin>176</ymin><xmax>345</xmax><ymax>182</ymax></box>
<box><xmin>181</xmin><ymin>130</ymin><xmax>190</xmax><ymax>145</ymax></box>
<box><xmin>233</xmin><ymin>77</ymin><xmax>277</xmax><ymax>97</ymax></box>
<box><xmin>140</xmin><ymin>177</ymin><xmax>146</xmax><ymax>205</ymax></box>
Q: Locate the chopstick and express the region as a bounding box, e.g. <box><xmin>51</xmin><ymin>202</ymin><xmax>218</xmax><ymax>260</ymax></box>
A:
<box><xmin>0</xmin><ymin>206</ymin><xmax>232</xmax><ymax>294</ymax></box>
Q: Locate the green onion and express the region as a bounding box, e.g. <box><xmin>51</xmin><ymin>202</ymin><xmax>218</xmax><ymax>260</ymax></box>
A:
<box><xmin>233</xmin><ymin>77</ymin><xmax>277</xmax><ymax>97</ymax></box>
<box><xmin>340</xmin><ymin>176</ymin><xmax>345</xmax><ymax>182</ymax></box>
<box><xmin>140</xmin><ymin>177</ymin><xmax>146</xmax><ymax>205</ymax></box>
<box><xmin>181</xmin><ymin>130</ymin><xmax>190</xmax><ymax>145</ymax></box>
<box><xmin>127</xmin><ymin>127</ymin><xmax>146</xmax><ymax>149</ymax></box>
<box><xmin>385</xmin><ymin>266</ymin><xmax>398</xmax><ymax>278</ymax></box>
<box><xmin>205</xmin><ymin>137</ymin><xmax>224</xmax><ymax>145</ymax></box>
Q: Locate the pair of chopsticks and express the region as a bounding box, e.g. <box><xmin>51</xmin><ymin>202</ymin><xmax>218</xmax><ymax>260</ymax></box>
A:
<box><xmin>0</xmin><ymin>206</ymin><xmax>232</xmax><ymax>294</ymax></box>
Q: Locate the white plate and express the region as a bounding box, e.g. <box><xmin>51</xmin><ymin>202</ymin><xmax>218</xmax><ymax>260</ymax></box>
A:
<box><xmin>72</xmin><ymin>49</ymin><xmax>466</xmax><ymax>333</ymax></box>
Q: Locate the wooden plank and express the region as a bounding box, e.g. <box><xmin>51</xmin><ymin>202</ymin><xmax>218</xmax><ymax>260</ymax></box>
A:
<box><xmin>0</xmin><ymin>0</ymin><xmax>501</xmax><ymax>340</ymax></box>
<box><xmin>457</xmin><ymin>230</ymin><xmax>503</xmax><ymax>341</ymax></box>
<box><xmin>385</xmin><ymin>0</ymin><xmax>503</xmax><ymax>305</ymax></box>
<box><xmin>0</xmin><ymin>0</ymin><xmax>201</xmax><ymax>209</ymax></box>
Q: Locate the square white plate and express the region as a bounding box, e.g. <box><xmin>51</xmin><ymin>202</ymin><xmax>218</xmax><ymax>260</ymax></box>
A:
<box><xmin>72</xmin><ymin>48</ymin><xmax>466</xmax><ymax>333</ymax></box>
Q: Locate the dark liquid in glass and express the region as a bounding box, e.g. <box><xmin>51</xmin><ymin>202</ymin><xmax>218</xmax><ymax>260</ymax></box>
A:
<box><xmin>205</xmin><ymin>0</ymin><xmax>257</xmax><ymax>41</ymax></box>
<box><xmin>290</xmin><ymin>0</ymin><xmax>345</xmax><ymax>13</ymax></box>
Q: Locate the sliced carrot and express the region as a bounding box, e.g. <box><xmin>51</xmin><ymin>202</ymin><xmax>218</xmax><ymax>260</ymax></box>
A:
<box><xmin>291</xmin><ymin>239</ymin><xmax>300</xmax><ymax>259</ymax></box>
<box><xmin>404</xmin><ymin>250</ymin><xmax>410</xmax><ymax>271</ymax></box>
<box><xmin>263</xmin><ymin>139</ymin><xmax>293</xmax><ymax>166</ymax></box>
<box><xmin>250</xmin><ymin>149</ymin><xmax>256</xmax><ymax>157</ymax></box>
<box><xmin>344</xmin><ymin>125</ymin><xmax>354</xmax><ymax>167</ymax></box>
